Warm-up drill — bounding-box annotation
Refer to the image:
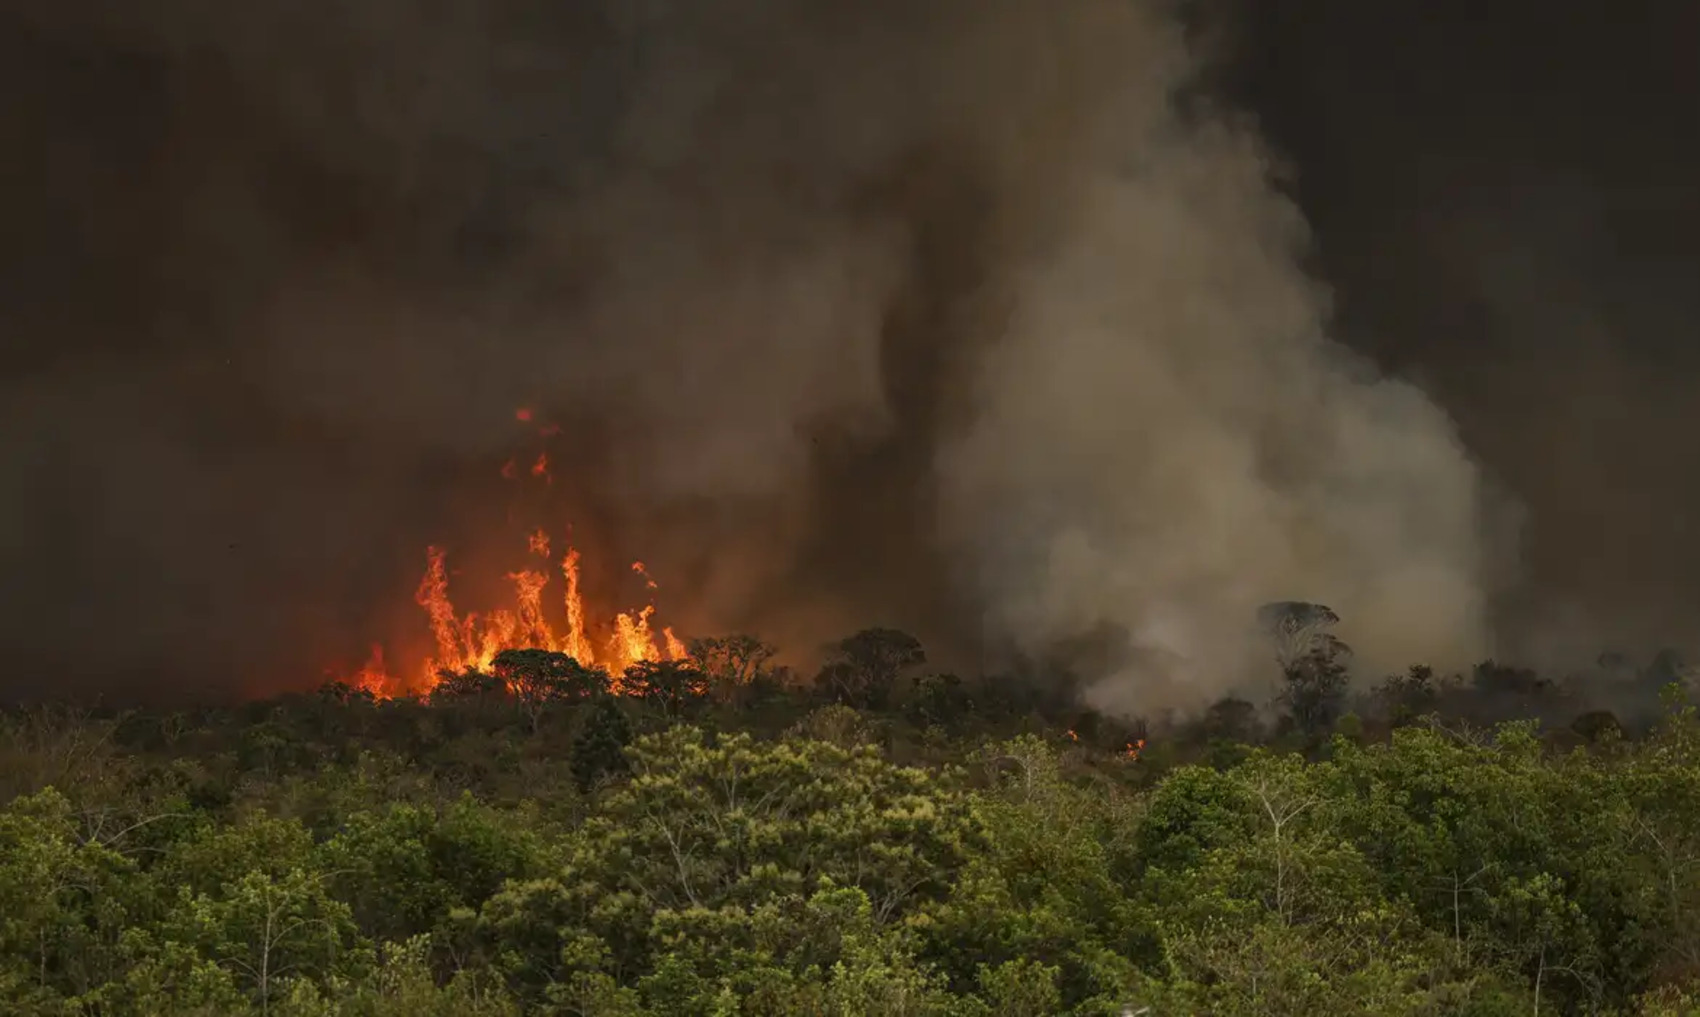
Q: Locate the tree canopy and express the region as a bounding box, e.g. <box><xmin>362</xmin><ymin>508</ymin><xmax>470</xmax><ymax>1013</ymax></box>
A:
<box><xmin>3</xmin><ymin>625</ymin><xmax>1699</xmax><ymax>1015</ymax></box>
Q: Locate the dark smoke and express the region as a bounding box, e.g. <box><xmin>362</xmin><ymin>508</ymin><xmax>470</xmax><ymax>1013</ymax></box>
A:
<box><xmin>0</xmin><ymin>0</ymin><xmax>1693</xmax><ymax>706</ymax></box>
<box><xmin>1210</xmin><ymin>0</ymin><xmax>1700</xmax><ymax>671</ymax></box>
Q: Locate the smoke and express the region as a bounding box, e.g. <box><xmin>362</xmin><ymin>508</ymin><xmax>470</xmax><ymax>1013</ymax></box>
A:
<box><xmin>1210</xmin><ymin>0</ymin><xmax>1700</xmax><ymax>673</ymax></box>
<box><xmin>927</xmin><ymin>88</ymin><xmax>1495</xmax><ymax>712</ymax></box>
<box><xmin>1</xmin><ymin>0</ymin><xmax>1504</xmax><ymax>705</ymax></box>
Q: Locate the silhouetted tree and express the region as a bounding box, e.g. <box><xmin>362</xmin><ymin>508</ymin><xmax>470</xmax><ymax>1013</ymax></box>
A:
<box><xmin>687</xmin><ymin>634</ymin><xmax>778</xmax><ymax>704</ymax></box>
<box><xmin>1572</xmin><ymin>709</ymin><xmax>1623</xmax><ymax>743</ymax></box>
<box><xmin>1377</xmin><ymin>664</ymin><xmax>1440</xmax><ymax>725</ymax></box>
<box><xmin>817</xmin><ymin>628</ymin><xmax>926</xmax><ymax>711</ymax></box>
<box><xmin>1199</xmin><ymin>695</ymin><xmax>1261</xmax><ymax>744</ymax></box>
<box><xmin>622</xmin><ymin>659</ymin><xmax>709</xmax><ymax>720</ymax></box>
<box><xmin>1260</xmin><ymin>602</ymin><xmax>1351</xmax><ymax>736</ymax></box>
<box><xmin>316</xmin><ymin>680</ymin><xmax>375</xmax><ymax>709</ymax></box>
<box><xmin>1257</xmin><ymin>601</ymin><xmax>1342</xmax><ymax>671</ymax></box>
<box><xmin>490</xmin><ymin>649</ymin><xmax>608</xmax><ymax>733</ymax></box>
<box><xmin>429</xmin><ymin>667</ymin><xmax>506</xmax><ymax>703</ymax></box>
<box><xmin>1467</xmin><ymin>659</ymin><xmax>1562</xmax><ymax>723</ymax></box>
<box><xmin>570</xmin><ymin>698</ymin><xmax>633</xmax><ymax>794</ymax></box>
<box><xmin>906</xmin><ymin>673</ymin><xmax>974</xmax><ymax>729</ymax></box>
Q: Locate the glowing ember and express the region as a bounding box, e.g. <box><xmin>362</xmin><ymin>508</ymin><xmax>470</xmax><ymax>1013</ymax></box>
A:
<box><xmin>515</xmin><ymin>407</ymin><xmax>533</xmax><ymax>422</ymax></box>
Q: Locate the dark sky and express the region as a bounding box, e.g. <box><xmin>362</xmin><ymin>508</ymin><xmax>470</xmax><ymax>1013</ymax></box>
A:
<box><xmin>1218</xmin><ymin>0</ymin><xmax>1700</xmax><ymax>660</ymax></box>
<box><xmin>1</xmin><ymin>0</ymin><xmax>1696</xmax><ymax>702</ymax></box>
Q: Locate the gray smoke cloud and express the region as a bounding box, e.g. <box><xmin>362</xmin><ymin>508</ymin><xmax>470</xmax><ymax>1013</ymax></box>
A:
<box><xmin>926</xmin><ymin>77</ymin><xmax>1495</xmax><ymax>710</ymax></box>
<box><xmin>0</xmin><ymin>0</ymin><xmax>1501</xmax><ymax>705</ymax></box>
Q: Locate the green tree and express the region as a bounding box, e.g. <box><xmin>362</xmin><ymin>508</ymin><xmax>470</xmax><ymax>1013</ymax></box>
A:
<box><xmin>0</xmin><ymin>789</ymin><xmax>136</xmax><ymax>1009</ymax></box>
<box><xmin>319</xmin><ymin>798</ymin><xmax>544</xmax><ymax>945</ymax></box>
<box><xmin>161</xmin><ymin>867</ymin><xmax>360</xmax><ymax>1015</ymax></box>
<box><xmin>570</xmin><ymin>698</ymin><xmax>634</xmax><ymax>795</ymax></box>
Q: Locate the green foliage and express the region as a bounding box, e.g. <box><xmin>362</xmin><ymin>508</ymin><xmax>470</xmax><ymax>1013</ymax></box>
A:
<box><xmin>5</xmin><ymin>657</ymin><xmax>1700</xmax><ymax>1014</ymax></box>
<box><xmin>570</xmin><ymin>697</ymin><xmax>633</xmax><ymax>794</ymax></box>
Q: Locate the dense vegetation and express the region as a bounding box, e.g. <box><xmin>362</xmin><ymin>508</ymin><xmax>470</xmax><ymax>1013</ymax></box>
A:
<box><xmin>4</xmin><ymin>625</ymin><xmax>1700</xmax><ymax>1016</ymax></box>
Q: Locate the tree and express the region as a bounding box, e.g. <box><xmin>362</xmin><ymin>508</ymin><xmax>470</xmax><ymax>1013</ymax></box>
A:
<box><xmin>161</xmin><ymin>866</ymin><xmax>359</xmax><ymax>1015</ymax></box>
<box><xmin>789</xmin><ymin>704</ymin><xmax>874</xmax><ymax>750</ymax></box>
<box><xmin>570</xmin><ymin>698</ymin><xmax>633</xmax><ymax>795</ymax></box>
<box><xmin>1199</xmin><ymin>695</ymin><xmax>1262</xmax><ymax>744</ymax></box>
<box><xmin>1257</xmin><ymin>603</ymin><xmax>1352</xmax><ymax>737</ymax></box>
<box><xmin>1571</xmin><ymin>710</ymin><xmax>1622</xmax><ymax>744</ymax></box>
<box><xmin>582</xmin><ymin>727</ymin><xmax>977</xmax><ymax>923</ymax></box>
<box><xmin>688</xmin><ymin>634</ymin><xmax>778</xmax><ymax>704</ymax></box>
<box><xmin>905</xmin><ymin>673</ymin><xmax>975</xmax><ymax>730</ymax></box>
<box><xmin>491</xmin><ymin>649</ymin><xmax>610</xmax><ymax>733</ymax></box>
<box><xmin>428</xmin><ymin>667</ymin><xmax>507</xmax><ymax>705</ymax></box>
<box><xmin>817</xmin><ymin>628</ymin><xmax>926</xmax><ymax>711</ymax></box>
<box><xmin>620</xmin><ymin>660</ymin><xmax>709</xmax><ymax>721</ymax></box>
<box><xmin>1374</xmin><ymin>665</ymin><xmax>1439</xmax><ymax>726</ymax></box>
<box><xmin>1256</xmin><ymin>601</ymin><xmax>1341</xmax><ymax>672</ymax></box>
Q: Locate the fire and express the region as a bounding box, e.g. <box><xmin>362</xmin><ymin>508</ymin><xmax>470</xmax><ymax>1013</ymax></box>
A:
<box><xmin>351</xmin><ymin>644</ymin><xmax>398</xmax><ymax>698</ymax></box>
<box><xmin>1124</xmin><ymin>738</ymin><xmax>1146</xmax><ymax>761</ymax></box>
<box><xmin>348</xmin><ymin>407</ymin><xmax>689</xmax><ymax>699</ymax></box>
<box><xmin>1065</xmin><ymin>729</ymin><xmax>1079</xmax><ymax>741</ymax></box>
<box><xmin>353</xmin><ymin>536</ymin><xmax>687</xmax><ymax>697</ymax></box>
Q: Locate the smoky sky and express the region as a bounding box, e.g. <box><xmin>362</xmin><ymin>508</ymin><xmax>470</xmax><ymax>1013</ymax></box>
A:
<box><xmin>1</xmin><ymin>0</ymin><xmax>1695</xmax><ymax>706</ymax></box>
<box><xmin>1214</xmin><ymin>0</ymin><xmax>1700</xmax><ymax>668</ymax></box>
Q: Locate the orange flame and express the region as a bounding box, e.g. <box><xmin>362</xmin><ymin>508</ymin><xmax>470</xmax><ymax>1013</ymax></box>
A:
<box><xmin>356</xmin><ymin>531</ymin><xmax>684</xmax><ymax>697</ymax></box>
<box><xmin>349</xmin><ymin>414</ymin><xmax>689</xmax><ymax>698</ymax></box>
<box><xmin>1124</xmin><ymin>738</ymin><xmax>1146</xmax><ymax>761</ymax></box>
<box><xmin>1065</xmin><ymin>729</ymin><xmax>1079</xmax><ymax>741</ymax></box>
<box><xmin>662</xmin><ymin>628</ymin><xmax>687</xmax><ymax>659</ymax></box>
<box><xmin>351</xmin><ymin>644</ymin><xmax>394</xmax><ymax>697</ymax></box>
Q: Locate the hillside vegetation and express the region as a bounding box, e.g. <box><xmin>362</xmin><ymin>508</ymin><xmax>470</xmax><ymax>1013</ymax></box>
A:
<box><xmin>3</xmin><ymin>629</ymin><xmax>1700</xmax><ymax>1016</ymax></box>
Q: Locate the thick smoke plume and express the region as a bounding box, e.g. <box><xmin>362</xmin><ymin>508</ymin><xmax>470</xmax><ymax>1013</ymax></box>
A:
<box><xmin>1</xmin><ymin>0</ymin><xmax>1499</xmax><ymax>705</ymax></box>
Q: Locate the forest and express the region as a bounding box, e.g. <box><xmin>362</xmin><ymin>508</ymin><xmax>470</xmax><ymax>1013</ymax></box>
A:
<box><xmin>3</xmin><ymin>620</ymin><xmax>1700</xmax><ymax>1016</ymax></box>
